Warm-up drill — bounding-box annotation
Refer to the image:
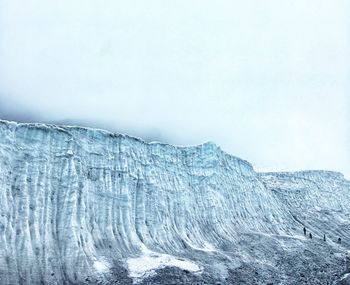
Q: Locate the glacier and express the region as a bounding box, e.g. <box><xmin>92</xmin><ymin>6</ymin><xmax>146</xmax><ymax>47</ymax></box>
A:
<box><xmin>0</xmin><ymin>119</ymin><xmax>349</xmax><ymax>284</ymax></box>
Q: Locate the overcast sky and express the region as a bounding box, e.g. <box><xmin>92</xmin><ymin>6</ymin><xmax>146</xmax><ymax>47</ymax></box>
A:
<box><xmin>0</xmin><ymin>0</ymin><xmax>349</xmax><ymax>177</ymax></box>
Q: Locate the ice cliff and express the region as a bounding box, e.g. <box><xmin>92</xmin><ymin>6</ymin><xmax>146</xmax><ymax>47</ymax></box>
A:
<box><xmin>0</xmin><ymin>120</ymin><xmax>349</xmax><ymax>285</ymax></box>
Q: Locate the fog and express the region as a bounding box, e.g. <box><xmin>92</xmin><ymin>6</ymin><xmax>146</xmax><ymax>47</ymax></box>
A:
<box><xmin>0</xmin><ymin>0</ymin><xmax>349</xmax><ymax>177</ymax></box>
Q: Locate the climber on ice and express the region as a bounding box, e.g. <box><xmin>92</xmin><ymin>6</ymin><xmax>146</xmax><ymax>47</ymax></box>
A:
<box><xmin>309</xmin><ymin>233</ymin><xmax>312</xmax><ymax>239</ymax></box>
<box><xmin>323</xmin><ymin>234</ymin><xmax>326</xmax><ymax>242</ymax></box>
<box><xmin>338</xmin><ymin>237</ymin><xmax>342</xmax><ymax>244</ymax></box>
<box><xmin>303</xmin><ymin>227</ymin><xmax>306</xmax><ymax>235</ymax></box>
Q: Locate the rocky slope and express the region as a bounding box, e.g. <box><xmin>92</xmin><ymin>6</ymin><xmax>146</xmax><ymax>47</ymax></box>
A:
<box><xmin>0</xmin><ymin>120</ymin><xmax>349</xmax><ymax>284</ymax></box>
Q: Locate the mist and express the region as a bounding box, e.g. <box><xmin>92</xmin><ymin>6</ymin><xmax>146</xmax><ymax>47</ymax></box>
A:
<box><xmin>0</xmin><ymin>0</ymin><xmax>349</xmax><ymax>177</ymax></box>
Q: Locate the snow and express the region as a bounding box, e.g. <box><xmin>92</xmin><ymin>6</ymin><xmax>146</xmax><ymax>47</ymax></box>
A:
<box><xmin>127</xmin><ymin>247</ymin><xmax>201</xmax><ymax>281</ymax></box>
<box><xmin>93</xmin><ymin>259</ymin><xmax>110</xmax><ymax>273</ymax></box>
<box><xmin>340</xmin><ymin>273</ymin><xmax>350</xmax><ymax>280</ymax></box>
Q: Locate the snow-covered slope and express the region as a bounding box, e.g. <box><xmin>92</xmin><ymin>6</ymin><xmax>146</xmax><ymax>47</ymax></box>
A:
<box><xmin>0</xmin><ymin>120</ymin><xmax>349</xmax><ymax>285</ymax></box>
<box><xmin>260</xmin><ymin>171</ymin><xmax>350</xmax><ymax>242</ymax></box>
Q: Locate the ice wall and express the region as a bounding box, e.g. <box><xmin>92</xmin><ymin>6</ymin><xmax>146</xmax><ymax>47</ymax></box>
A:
<box><xmin>0</xmin><ymin>120</ymin><xmax>349</xmax><ymax>284</ymax></box>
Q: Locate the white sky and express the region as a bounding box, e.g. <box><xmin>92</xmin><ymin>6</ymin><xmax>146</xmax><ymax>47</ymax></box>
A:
<box><xmin>0</xmin><ymin>0</ymin><xmax>349</xmax><ymax>177</ymax></box>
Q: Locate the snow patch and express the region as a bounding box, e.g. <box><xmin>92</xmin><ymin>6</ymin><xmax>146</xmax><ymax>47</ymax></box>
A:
<box><xmin>127</xmin><ymin>247</ymin><xmax>201</xmax><ymax>281</ymax></box>
<box><xmin>339</xmin><ymin>273</ymin><xmax>350</xmax><ymax>281</ymax></box>
<box><xmin>93</xmin><ymin>259</ymin><xmax>109</xmax><ymax>273</ymax></box>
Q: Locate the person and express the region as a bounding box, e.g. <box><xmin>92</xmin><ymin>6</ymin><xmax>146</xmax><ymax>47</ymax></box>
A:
<box><xmin>338</xmin><ymin>237</ymin><xmax>342</xmax><ymax>244</ymax></box>
<box><xmin>323</xmin><ymin>234</ymin><xmax>326</xmax><ymax>242</ymax></box>
<box><xmin>303</xmin><ymin>227</ymin><xmax>306</xmax><ymax>235</ymax></box>
<box><xmin>309</xmin><ymin>233</ymin><xmax>312</xmax><ymax>239</ymax></box>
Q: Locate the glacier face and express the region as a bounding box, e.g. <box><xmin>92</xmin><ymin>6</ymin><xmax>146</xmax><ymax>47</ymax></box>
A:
<box><xmin>0</xmin><ymin>120</ymin><xmax>349</xmax><ymax>285</ymax></box>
